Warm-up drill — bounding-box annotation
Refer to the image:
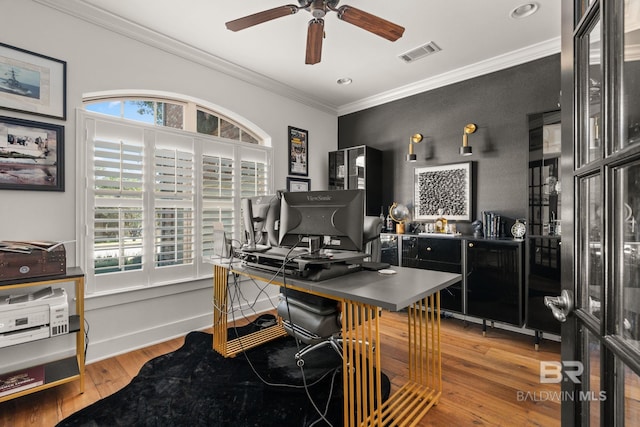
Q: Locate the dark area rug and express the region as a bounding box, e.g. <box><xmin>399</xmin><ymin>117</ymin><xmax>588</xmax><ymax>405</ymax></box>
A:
<box><xmin>57</xmin><ymin>315</ymin><xmax>390</xmax><ymax>427</ymax></box>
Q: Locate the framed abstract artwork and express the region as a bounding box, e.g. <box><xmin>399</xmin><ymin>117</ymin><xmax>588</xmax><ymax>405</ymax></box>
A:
<box><xmin>0</xmin><ymin>43</ymin><xmax>67</xmax><ymax>120</ymax></box>
<box><xmin>414</xmin><ymin>161</ymin><xmax>472</xmax><ymax>221</ymax></box>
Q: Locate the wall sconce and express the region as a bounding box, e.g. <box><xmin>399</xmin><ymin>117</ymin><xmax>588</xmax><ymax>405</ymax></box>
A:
<box><xmin>460</xmin><ymin>123</ymin><xmax>477</xmax><ymax>156</ymax></box>
<box><xmin>406</xmin><ymin>133</ymin><xmax>423</xmax><ymax>162</ymax></box>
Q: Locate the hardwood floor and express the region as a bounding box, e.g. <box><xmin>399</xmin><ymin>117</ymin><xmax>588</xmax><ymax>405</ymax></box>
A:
<box><xmin>0</xmin><ymin>311</ymin><xmax>560</xmax><ymax>427</ymax></box>
<box><xmin>378</xmin><ymin>313</ymin><xmax>561</xmax><ymax>426</ymax></box>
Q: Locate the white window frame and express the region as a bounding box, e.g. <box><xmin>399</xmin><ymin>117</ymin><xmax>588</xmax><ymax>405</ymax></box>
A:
<box><xmin>77</xmin><ymin>97</ymin><xmax>272</xmax><ymax>295</ymax></box>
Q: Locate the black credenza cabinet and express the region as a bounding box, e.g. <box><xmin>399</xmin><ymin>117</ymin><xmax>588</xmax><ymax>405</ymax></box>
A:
<box><xmin>381</xmin><ymin>234</ymin><xmax>399</xmax><ymax>267</ymax></box>
<box><xmin>466</xmin><ymin>240</ymin><xmax>524</xmax><ymax>326</ymax></box>
<box><xmin>401</xmin><ymin>236</ymin><xmax>463</xmax><ymax>313</ymax></box>
<box><xmin>383</xmin><ymin>234</ymin><xmax>525</xmax><ymax>327</ymax></box>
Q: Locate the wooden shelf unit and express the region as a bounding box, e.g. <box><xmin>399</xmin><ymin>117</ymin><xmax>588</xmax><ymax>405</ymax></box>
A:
<box><xmin>0</xmin><ymin>267</ymin><xmax>84</xmax><ymax>403</ymax></box>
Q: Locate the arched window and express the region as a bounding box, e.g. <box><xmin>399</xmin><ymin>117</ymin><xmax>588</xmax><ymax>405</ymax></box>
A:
<box><xmin>84</xmin><ymin>96</ymin><xmax>263</xmax><ymax>144</ymax></box>
<box><xmin>80</xmin><ymin>92</ymin><xmax>272</xmax><ymax>294</ymax></box>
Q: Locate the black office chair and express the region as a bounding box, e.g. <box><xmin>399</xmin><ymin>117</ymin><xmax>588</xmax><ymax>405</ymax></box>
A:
<box><xmin>363</xmin><ymin>215</ymin><xmax>383</xmax><ymax>263</ymax></box>
<box><xmin>276</xmin><ymin>216</ymin><xmax>383</xmax><ymax>366</ymax></box>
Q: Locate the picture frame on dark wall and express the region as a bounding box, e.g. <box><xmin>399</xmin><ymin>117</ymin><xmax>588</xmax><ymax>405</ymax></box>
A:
<box><xmin>414</xmin><ymin>161</ymin><xmax>472</xmax><ymax>221</ymax></box>
<box><xmin>288</xmin><ymin>126</ymin><xmax>308</xmax><ymax>176</ymax></box>
<box><xmin>287</xmin><ymin>177</ymin><xmax>310</xmax><ymax>192</ymax></box>
<box><xmin>0</xmin><ymin>43</ymin><xmax>67</xmax><ymax>120</ymax></box>
<box><xmin>0</xmin><ymin>116</ymin><xmax>64</xmax><ymax>191</ymax></box>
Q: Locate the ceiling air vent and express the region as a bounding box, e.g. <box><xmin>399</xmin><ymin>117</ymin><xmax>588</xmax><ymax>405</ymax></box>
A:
<box><xmin>399</xmin><ymin>41</ymin><xmax>442</xmax><ymax>63</ymax></box>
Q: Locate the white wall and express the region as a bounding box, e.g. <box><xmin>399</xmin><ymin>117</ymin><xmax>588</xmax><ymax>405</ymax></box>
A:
<box><xmin>0</xmin><ymin>0</ymin><xmax>337</xmax><ymax>370</ymax></box>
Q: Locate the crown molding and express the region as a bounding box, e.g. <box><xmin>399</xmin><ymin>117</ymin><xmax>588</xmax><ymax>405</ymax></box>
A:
<box><xmin>35</xmin><ymin>0</ymin><xmax>560</xmax><ymax>117</ymax></box>
<box><xmin>33</xmin><ymin>0</ymin><xmax>339</xmax><ymax>115</ymax></box>
<box><xmin>337</xmin><ymin>37</ymin><xmax>561</xmax><ymax>116</ymax></box>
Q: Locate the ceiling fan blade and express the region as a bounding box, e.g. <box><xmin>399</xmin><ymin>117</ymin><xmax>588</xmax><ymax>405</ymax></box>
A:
<box><xmin>305</xmin><ymin>19</ymin><xmax>324</xmax><ymax>65</ymax></box>
<box><xmin>225</xmin><ymin>5</ymin><xmax>299</xmax><ymax>32</ymax></box>
<box><xmin>336</xmin><ymin>5</ymin><xmax>405</xmax><ymax>41</ymax></box>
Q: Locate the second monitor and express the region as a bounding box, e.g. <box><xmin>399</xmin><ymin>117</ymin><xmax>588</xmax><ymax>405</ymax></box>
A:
<box><xmin>241</xmin><ymin>194</ymin><xmax>281</xmax><ymax>250</ymax></box>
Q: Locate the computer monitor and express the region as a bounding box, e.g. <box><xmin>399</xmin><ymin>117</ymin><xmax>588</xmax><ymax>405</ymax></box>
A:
<box><xmin>278</xmin><ymin>189</ymin><xmax>364</xmax><ymax>253</ymax></box>
<box><xmin>241</xmin><ymin>194</ymin><xmax>281</xmax><ymax>249</ymax></box>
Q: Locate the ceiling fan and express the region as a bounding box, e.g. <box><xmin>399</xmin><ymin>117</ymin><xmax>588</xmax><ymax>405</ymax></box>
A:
<box><xmin>225</xmin><ymin>0</ymin><xmax>405</xmax><ymax>65</ymax></box>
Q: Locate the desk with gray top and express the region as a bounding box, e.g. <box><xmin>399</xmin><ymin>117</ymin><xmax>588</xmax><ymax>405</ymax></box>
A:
<box><xmin>212</xmin><ymin>261</ymin><xmax>460</xmax><ymax>427</ymax></box>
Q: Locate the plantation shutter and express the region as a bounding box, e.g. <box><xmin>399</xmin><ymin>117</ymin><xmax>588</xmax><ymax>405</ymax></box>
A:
<box><xmin>92</xmin><ymin>134</ymin><xmax>145</xmax><ymax>276</ymax></box>
<box><xmin>81</xmin><ymin>110</ymin><xmax>272</xmax><ymax>293</ymax></box>
<box><xmin>154</xmin><ymin>147</ymin><xmax>195</xmax><ymax>267</ymax></box>
<box><xmin>201</xmin><ymin>140</ymin><xmax>235</xmax><ymax>259</ymax></box>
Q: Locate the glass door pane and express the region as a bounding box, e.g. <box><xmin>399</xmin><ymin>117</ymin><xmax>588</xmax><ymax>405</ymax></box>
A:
<box><xmin>621</xmin><ymin>361</ymin><xmax>640</xmax><ymax>424</ymax></box>
<box><xmin>579</xmin><ymin>174</ymin><xmax>603</xmax><ymax>321</ymax></box>
<box><xmin>614</xmin><ymin>161</ymin><xmax>640</xmax><ymax>351</ymax></box>
<box><xmin>347</xmin><ymin>147</ymin><xmax>365</xmax><ymax>190</ymax></box>
<box><xmin>328</xmin><ymin>151</ymin><xmax>345</xmax><ymax>190</ymax></box>
<box><xmin>582</xmin><ymin>328</ymin><xmax>603</xmax><ymax>425</ymax></box>
<box><xmin>578</xmin><ymin>0</ymin><xmax>598</xmax><ymax>24</ymax></box>
<box><xmin>579</xmin><ymin>19</ymin><xmax>603</xmax><ymax>167</ymax></box>
<box><xmin>619</xmin><ymin>0</ymin><xmax>640</xmax><ymax>151</ymax></box>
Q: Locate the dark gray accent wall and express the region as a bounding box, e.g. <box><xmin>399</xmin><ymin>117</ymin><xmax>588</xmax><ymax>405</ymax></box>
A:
<box><xmin>338</xmin><ymin>54</ymin><xmax>560</xmax><ymax>234</ymax></box>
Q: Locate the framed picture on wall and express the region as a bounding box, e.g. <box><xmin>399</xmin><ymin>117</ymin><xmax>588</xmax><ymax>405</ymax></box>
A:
<box><xmin>0</xmin><ymin>43</ymin><xmax>67</xmax><ymax>120</ymax></box>
<box><xmin>414</xmin><ymin>161</ymin><xmax>472</xmax><ymax>221</ymax></box>
<box><xmin>287</xmin><ymin>177</ymin><xmax>310</xmax><ymax>192</ymax></box>
<box><xmin>288</xmin><ymin>126</ymin><xmax>308</xmax><ymax>176</ymax></box>
<box><xmin>0</xmin><ymin>115</ymin><xmax>64</xmax><ymax>191</ymax></box>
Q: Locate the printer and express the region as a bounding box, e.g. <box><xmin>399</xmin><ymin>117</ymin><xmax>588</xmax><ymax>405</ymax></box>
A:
<box><xmin>0</xmin><ymin>287</ymin><xmax>69</xmax><ymax>348</ymax></box>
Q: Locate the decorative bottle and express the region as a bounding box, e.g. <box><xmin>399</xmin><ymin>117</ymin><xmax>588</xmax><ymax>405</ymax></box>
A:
<box><xmin>386</xmin><ymin>213</ymin><xmax>393</xmax><ymax>233</ymax></box>
<box><xmin>379</xmin><ymin>206</ymin><xmax>385</xmax><ymax>228</ymax></box>
<box><xmin>434</xmin><ymin>209</ymin><xmax>448</xmax><ymax>233</ymax></box>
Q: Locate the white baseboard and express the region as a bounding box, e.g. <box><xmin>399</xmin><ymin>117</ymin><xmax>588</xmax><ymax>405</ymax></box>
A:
<box><xmin>85</xmin><ymin>297</ymin><xmax>277</xmax><ymax>364</ymax></box>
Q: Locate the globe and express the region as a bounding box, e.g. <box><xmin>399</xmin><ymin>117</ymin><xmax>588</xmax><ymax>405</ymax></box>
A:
<box><xmin>389</xmin><ymin>202</ymin><xmax>410</xmax><ymax>223</ymax></box>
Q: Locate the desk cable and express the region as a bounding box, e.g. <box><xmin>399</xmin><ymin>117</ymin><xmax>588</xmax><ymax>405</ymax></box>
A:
<box><xmin>210</xmin><ymin>240</ymin><xmax>282</xmax><ymax>323</ymax></box>
<box><xmin>278</xmin><ymin>240</ymin><xmax>337</xmax><ymax>427</ymax></box>
<box><xmin>225</xmin><ymin>240</ymin><xmax>338</xmax><ymax>426</ymax></box>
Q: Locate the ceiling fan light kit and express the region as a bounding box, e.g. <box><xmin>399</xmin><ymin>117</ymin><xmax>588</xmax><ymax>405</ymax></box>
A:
<box><xmin>225</xmin><ymin>0</ymin><xmax>405</xmax><ymax>64</ymax></box>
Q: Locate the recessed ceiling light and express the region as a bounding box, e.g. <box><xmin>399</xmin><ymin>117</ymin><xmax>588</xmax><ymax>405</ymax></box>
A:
<box><xmin>510</xmin><ymin>2</ymin><xmax>539</xmax><ymax>19</ymax></box>
<box><xmin>337</xmin><ymin>77</ymin><xmax>352</xmax><ymax>85</ymax></box>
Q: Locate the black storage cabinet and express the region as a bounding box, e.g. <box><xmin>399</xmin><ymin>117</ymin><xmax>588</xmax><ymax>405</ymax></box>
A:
<box><xmin>466</xmin><ymin>240</ymin><xmax>525</xmax><ymax>326</ymax></box>
<box><xmin>380</xmin><ymin>234</ymin><xmax>399</xmax><ymax>266</ymax></box>
<box><xmin>402</xmin><ymin>236</ymin><xmax>463</xmax><ymax>312</ymax></box>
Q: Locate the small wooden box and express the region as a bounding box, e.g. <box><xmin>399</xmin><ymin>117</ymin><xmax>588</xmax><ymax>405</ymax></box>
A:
<box><xmin>0</xmin><ymin>241</ymin><xmax>66</xmax><ymax>282</ymax></box>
